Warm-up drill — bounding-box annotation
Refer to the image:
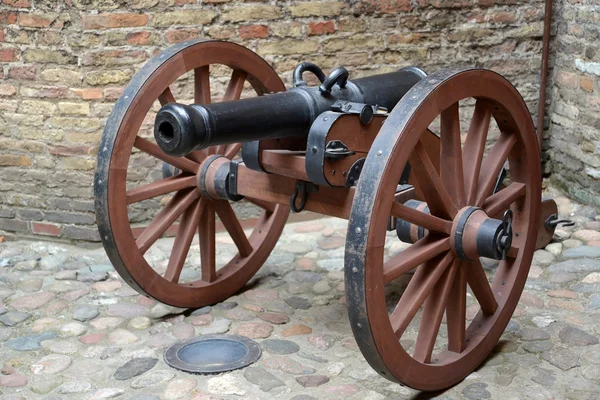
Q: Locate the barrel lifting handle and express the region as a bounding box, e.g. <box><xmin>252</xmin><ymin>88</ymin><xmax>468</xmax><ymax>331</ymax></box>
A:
<box><xmin>319</xmin><ymin>67</ymin><xmax>349</xmax><ymax>95</ymax></box>
<box><xmin>293</xmin><ymin>62</ymin><xmax>326</xmax><ymax>87</ymax></box>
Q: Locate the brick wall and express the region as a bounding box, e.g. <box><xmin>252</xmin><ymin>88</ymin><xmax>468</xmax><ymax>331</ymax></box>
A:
<box><xmin>547</xmin><ymin>0</ymin><xmax>600</xmax><ymax>207</ymax></box>
<box><xmin>0</xmin><ymin>0</ymin><xmax>548</xmax><ymax>241</ymax></box>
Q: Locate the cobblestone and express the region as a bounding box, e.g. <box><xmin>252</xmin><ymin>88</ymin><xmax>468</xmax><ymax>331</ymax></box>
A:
<box><xmin>0</xmin><ymin>202</ymin><xmax>599</xmax><ymax>398</ymax></box>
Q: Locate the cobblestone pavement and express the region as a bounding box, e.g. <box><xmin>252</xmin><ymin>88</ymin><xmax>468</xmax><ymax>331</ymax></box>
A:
<box><xmin>1</xmin><ymin>189</ymin><xmax>600</xmax><ymax>400</ymax></box>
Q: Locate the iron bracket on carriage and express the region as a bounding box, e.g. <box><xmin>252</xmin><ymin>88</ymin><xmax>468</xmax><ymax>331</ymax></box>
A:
<box><xmin>95</xmin><ymin>39</ymin><xmax>572</xmax><ymax>391</ymax></box>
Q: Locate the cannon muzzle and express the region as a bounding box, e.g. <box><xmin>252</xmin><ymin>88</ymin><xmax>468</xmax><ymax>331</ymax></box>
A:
<box><xmin>155</xmin><ymin>67</ymin><xmax>426</xmax><ymax>157</ymax></box>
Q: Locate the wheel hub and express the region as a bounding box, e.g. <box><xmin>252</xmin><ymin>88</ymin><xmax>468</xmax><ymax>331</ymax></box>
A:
<box><xmin>450</xmin><ymin>206</ymin><xmax>513</xmax><ymax>261</ymax></box>
<box><xmin>197</xmin><ymin>155</ymin><xmax>240</xmax><ymax>201</ymax></box>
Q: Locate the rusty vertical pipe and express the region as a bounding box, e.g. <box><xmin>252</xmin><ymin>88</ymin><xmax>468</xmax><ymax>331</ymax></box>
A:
<box><xmin>537</xmin><ymin>0</ymin><xmax>553</xmax><ymax>154</ymax></box>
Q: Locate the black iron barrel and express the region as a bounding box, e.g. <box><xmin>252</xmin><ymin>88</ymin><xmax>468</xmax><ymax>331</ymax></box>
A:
<box><xmin>154</xmin><ymin>67</ymin><xmax>426</xmax><ymax>157</ymax></box>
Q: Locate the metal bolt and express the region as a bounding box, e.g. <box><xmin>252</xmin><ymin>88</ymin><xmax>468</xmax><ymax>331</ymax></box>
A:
<box><xmin>376</xmin><ymin>150</ymin><xmax>382</xmax><ymax>156</ymax></box>
<box><xmin>312</xmin><ymin>146</ymin><xmax>318</xmax><ymax>154</ymax></box>
<box><xmin>515</xmin><ymin>232</ymin><xmax>519</xmax><ymax>237</ymax></box>
<box><xmin>332</xmin><ymin>170</ymin><xmax>336</xmax><ymax>175</ymax></box>
<box><xmin>356</xmin><ymin>227</ymin><xmax>361</xmax><ymax>234</ymax></box>
<box><xmin>352</xmin><ymin>267</ymin><xmax>358</xmax><ymax>273</ymax></box>
<box><xmin>342</xmin><ymin>171</ymin><xmax>347</xmax><ymax>177</ymax></box>
<box><xmin>357</xmin><ymin>323</ymin><xmax>362</xmax><ymax>328</ymax></box>
<box><xmin>502</xmin><ymin>281</ymin><xmax>505</xmax><ymax>286</ymax></box>
<box><xmin>324</xmin><ymin>116</ymin><xmax>329</xmax><ymax>121</ymax></box>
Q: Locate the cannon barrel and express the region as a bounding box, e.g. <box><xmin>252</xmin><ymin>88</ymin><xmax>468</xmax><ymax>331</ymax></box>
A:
<box><xmin>155</xmin><ymin>67</ymin><xmax>426</xmax><ymax>157</ymax></box>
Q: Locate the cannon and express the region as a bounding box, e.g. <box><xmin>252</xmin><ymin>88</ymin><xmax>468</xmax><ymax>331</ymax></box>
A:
<box><xmin>95</xmin><ymin>39</ymin><xmax>570</xmax><ymax>391</ymax></box>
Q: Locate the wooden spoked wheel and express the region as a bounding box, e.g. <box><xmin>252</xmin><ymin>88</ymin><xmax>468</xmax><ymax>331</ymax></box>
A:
<box><xmin>95</xmin><ymin>40</ymin><xmax>289</xmax><ymax>308</ymax></box>
<box><xmin>345</xmin><ymin>69</ymin><xmax>541</xmax><ymax>390</ymax></box>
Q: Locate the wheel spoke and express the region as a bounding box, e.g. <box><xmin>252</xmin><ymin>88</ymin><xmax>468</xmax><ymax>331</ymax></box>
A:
<box><xmin>194</xmin><ymin>66</ymin><xmax>211</xmax><ymax>104</ymax></box>
<box><xmin>126</xmin><ymin>176</ymin><xmax>196</xmax><ymax>205</ymax></box>
<box><xmin>474</xmin><ymin>132</ymin><xmax>517</xmax><ymax>206</ymax></box>
<box><xmin>482</xmin><ymin>182</ymin><xmax>526</xmax><ymax>218</ymax></box>
<box><xmin>224</xmin><ymin>143</ymin><xmax>242</xmax><ymax>159</ymax></box>
<box><xmin>391</xmin><ymin>202</ymin><xmax>452</xmax><ymax>235</ymax></box>
<box><xmin>390</xmin><ymin>251</ymin><xmax>454</xmax><ymax>338</ymax></box>
<box><xmin>447</xmin><ymin>261</ymin><xmax>467</xmax><ymax>353</ymax></box>
<box><xmin>136</xmin><ymin>189</ymin><xmax>199</xmax><ymax>255</ymax></box>
<box><xmin>158</xmin><ymin>87</ymin><xmax>175</xmax><ymax>106</ymax></box>
<box><xmin>134</xmin><ymin>137</ymin><xmax>199</xmax><ymax>174</ymax></box>
<box><xmin>223</xmin><ymin>70</ymin><xmax>248</xmax><ymax>102</ymax></box>
<box><xmin>463</xmin><ymin>100</ymin><xmax>492</xmax><ymax>204</ymax></box>
<box><xmin>215</xmin><ymin>200</ymin><xmax>253</xmax><ymax>257</ymax></box>
<box><xmin>186</xmin><ymin>150</ymin><xmax>208</xmax><ymax>164</ymax></box>
<box><xmin>200</xmin><ymin>201</ymin><xmax>216</xmax><ymax>282</ymax></box>
<box><xmin>410</xmin><ymin>140</ymin><xmax>457</xmax><ymax>219</ymax></box>
<box><xmin>245</xmin><ymin>196</ymin><xmax>276</xmax><ymax>213</ymax></box>
<box><xmin>467</xmin><ymin>259</ymin><xmax>498</xmax><ymax>315</ymax></box>
<box><xmin>164</xmin><ymin>198</ymin><xmax>205</xmax><ymax>283</ymax></box>
<box><xmin>413</xmin><ymin>260</ymin><xmax>458</xmax><ymax>363</ymax></box>
<box><xmin>383</xmin><ymin>236</ymin><xmax>450</xmax><ymax>284</ymax></box>
<box><xmin>440</xmin><ymin>103</ymin><xmax>465</xmax><ymax>208</ymax></box>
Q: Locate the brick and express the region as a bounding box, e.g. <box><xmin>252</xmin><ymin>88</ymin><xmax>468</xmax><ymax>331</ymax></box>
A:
<box><xmin>31</xmin><ymin>222</ymin><xmax>61</xmax><ymax>237</ymax></box>
<box><xmin>18</xmin><ymin>12</ymin><xmax>57</xmax><ymax>27</ymax></box>
<box><xmin>323</xmin><ymin>35</ymin><xmax>383</xmax><ymax>52</ymax></box>
<box><xmin>58</xmin><ymin>102</ymin><xmax>90</xmax><ymax>116</ymax></box>
<box><xmin>18</xmin><ymin>127</ymin><xmax>63</xmax><ymax>141</ymax></box>
<box><xmin>0</xmin><ymin>208</ymin><xmax>16</xmax><ymax>218</ymax></box>
<box><xmin>221</xmin><ymin>5</ymin><xmax>281</xmax><ymax>22</ymax></box>
<box><xmin>40</xmin><ymin>68</ymin><xmax>82</xmax><ymax>85</ymax></box>
<box><xmin>0</xmin><ymin>11</ymin><xmax>17</xmax><ymax>24</ymax></box>
<box><xmin>82</xmin><ymin>50</ymin><xmax>147</xmax><ymax>66</ymax></box>
<box><xmin>103</xmin><ymin>87</ymin><xmax>124</xmax><ymax>101</ymax></box>
<box><xmin>0</xmin><ymin>30</ymin><xmax>4</xmax><ymax>42</ymax></box>
<box><xmin>59</xmin><ymin>157</ymin><xmax>96</xmax><ymax>171</ymax></box>
<box><xmin>0</xmin><ymin>84</ymin><xmax>17</xmax><ymax>97</ymax></box>
<box><xmin>0</xmin><ymin>48</ymin><xmax>18</xmax><ymax>62</ymax></box>
<box><xmin>3</xmin><ymin>0</ymin><xmax>30</xmax><ymax>6</ymax></box>
<box><xmin>65</xmin><ymin>132</ymin><xmax>102</xmax><ymax>144</ymax></box>
<box><xmin>270</xmin><ymin>22</ymin><xmax>302</xmax><ymax>38</ymax></box>
<box><xmin>45</xmin><ymin>211</ymin><xmax>95</xmax><ymax>224</ymax></box>
<box><xmin>19</xmin><ymin>100</ymin><xmax>57</xmax><ymax>115</ymax></box>
<box><xmin>130</xmin><ymin>0</ymin><xmax>159</xmax><ymax>8</ymax></box>
<box><xmin>126</xmin><ymin>31</ymin><xmax>156</xmax><ymax>45</ymax></box>
<box><xmin>20</xmin><ymin>86</ymin><xmax>68</xmax><ymax>99</ymax></box>
<box><xmin>239</xmin><ymin>25</ymin><xmax>269</xmax><ymax>39</ymax></box>
<box><xmin>8</xmin><ymin>65</ymin><xmax>35</xmax><ymax>80</ymax></box>
<box><xmin>359</xmin><ymin>0</ymin><xmax>411</xmax><ymax>13</ymax></box>
<box><xmin>0</xmin><ymin>154</ymin><xmax>31</xmax><ymax>166</ymax></box>
<box><xmin>72</xmin><ymin>88</ymin><xmax>103</xmax><ymax>100</ymax></box>
<box><xmin>39</xmin><ymin>31</ymin><xmax>63</xmax><ymax>46</ymax></box>
<box><xmin>152</xmin><ymin>10</ymin><xmax>217</xmax><ymax>26</ymax></box>
<box><xmin>85</xmin><ymin>70</ymin><xmax>133</xmax><ymax>86</ymax></box>
<box><xmin>556</xmin><ymin>71</ymin><xmax>579</xmax><ymax>90</ymax></box>
<box><xmin>307</xmin><ymin>21</ymin><xmax>335</xmax><ymax>36</ymax></box>
<box><xmin>82</xmin><ymin>13</ymin><xmax>149</xmax><ymax>29</ymax></box>
<box><xmin>487</xmin><ymin>11</ymin><xmax>517</xmax><ymax>23</ymax></box>
<box><xmin>165</xmin><ymin>29</ymin><xmax>200</xmax><ymax>43</ymax></box>
<box><xmin>258</xmin><ymin>39</ymin><xmax>319</xmax><ymax>56</ymax></box>
<box><xmin>581</xmin><ymin>76</ymin><xmax>594</xmax><ymax>92</ymax></box>
<box><xmin>206</xmin><ymin>26</ymin><xmax>235</xmax><ymax>40</ymax></box>
<box><xmin>49</xmin><ymin>145</ymin><xmax>90</xmax><ymax>156</ymax></box>
<box><xmin>18</xmin><ymin>209</ymin><xmax>43</xmax><ymax>221</ymax></box>
<box><xmin>23</xmin><ymin>49</ymin><xmax>75</xmax><ymax>65</ymax></box>
<box><xmin>62</xmin><ymin>225</ymin><xmax>100</xmax><ymax>241</ymax></box>
<box><xmin>48</xmin><ymin>117</ymin><xmax>102</xmax><ymax>131</ymax></box>
<box><xmin>0</xmin><ymin>139</ymin><xmax>45</xmax><ymax>153</ymax></box>
<box><xmin>289</xmin><ymin>2</ymin><xmax>345</xmax><ymax>17</ymax></box>
<box><xmin>0</xmin><ymin>218</ymin><xmax>28</xmax><ymax>233</ymax></box>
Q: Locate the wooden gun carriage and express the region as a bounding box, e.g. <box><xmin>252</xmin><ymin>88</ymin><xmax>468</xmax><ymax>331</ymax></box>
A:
<box><xmin>95</xmin><ymin>39</ymin><xmax>569</xmax><ymax>391</ymax></box>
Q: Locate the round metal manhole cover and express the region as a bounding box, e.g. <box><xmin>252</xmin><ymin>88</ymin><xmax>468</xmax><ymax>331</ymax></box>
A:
<box><xmin>164</xmin><ymin>334</ymin><xmax>261</xmax><ymax>374</ymax></box>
